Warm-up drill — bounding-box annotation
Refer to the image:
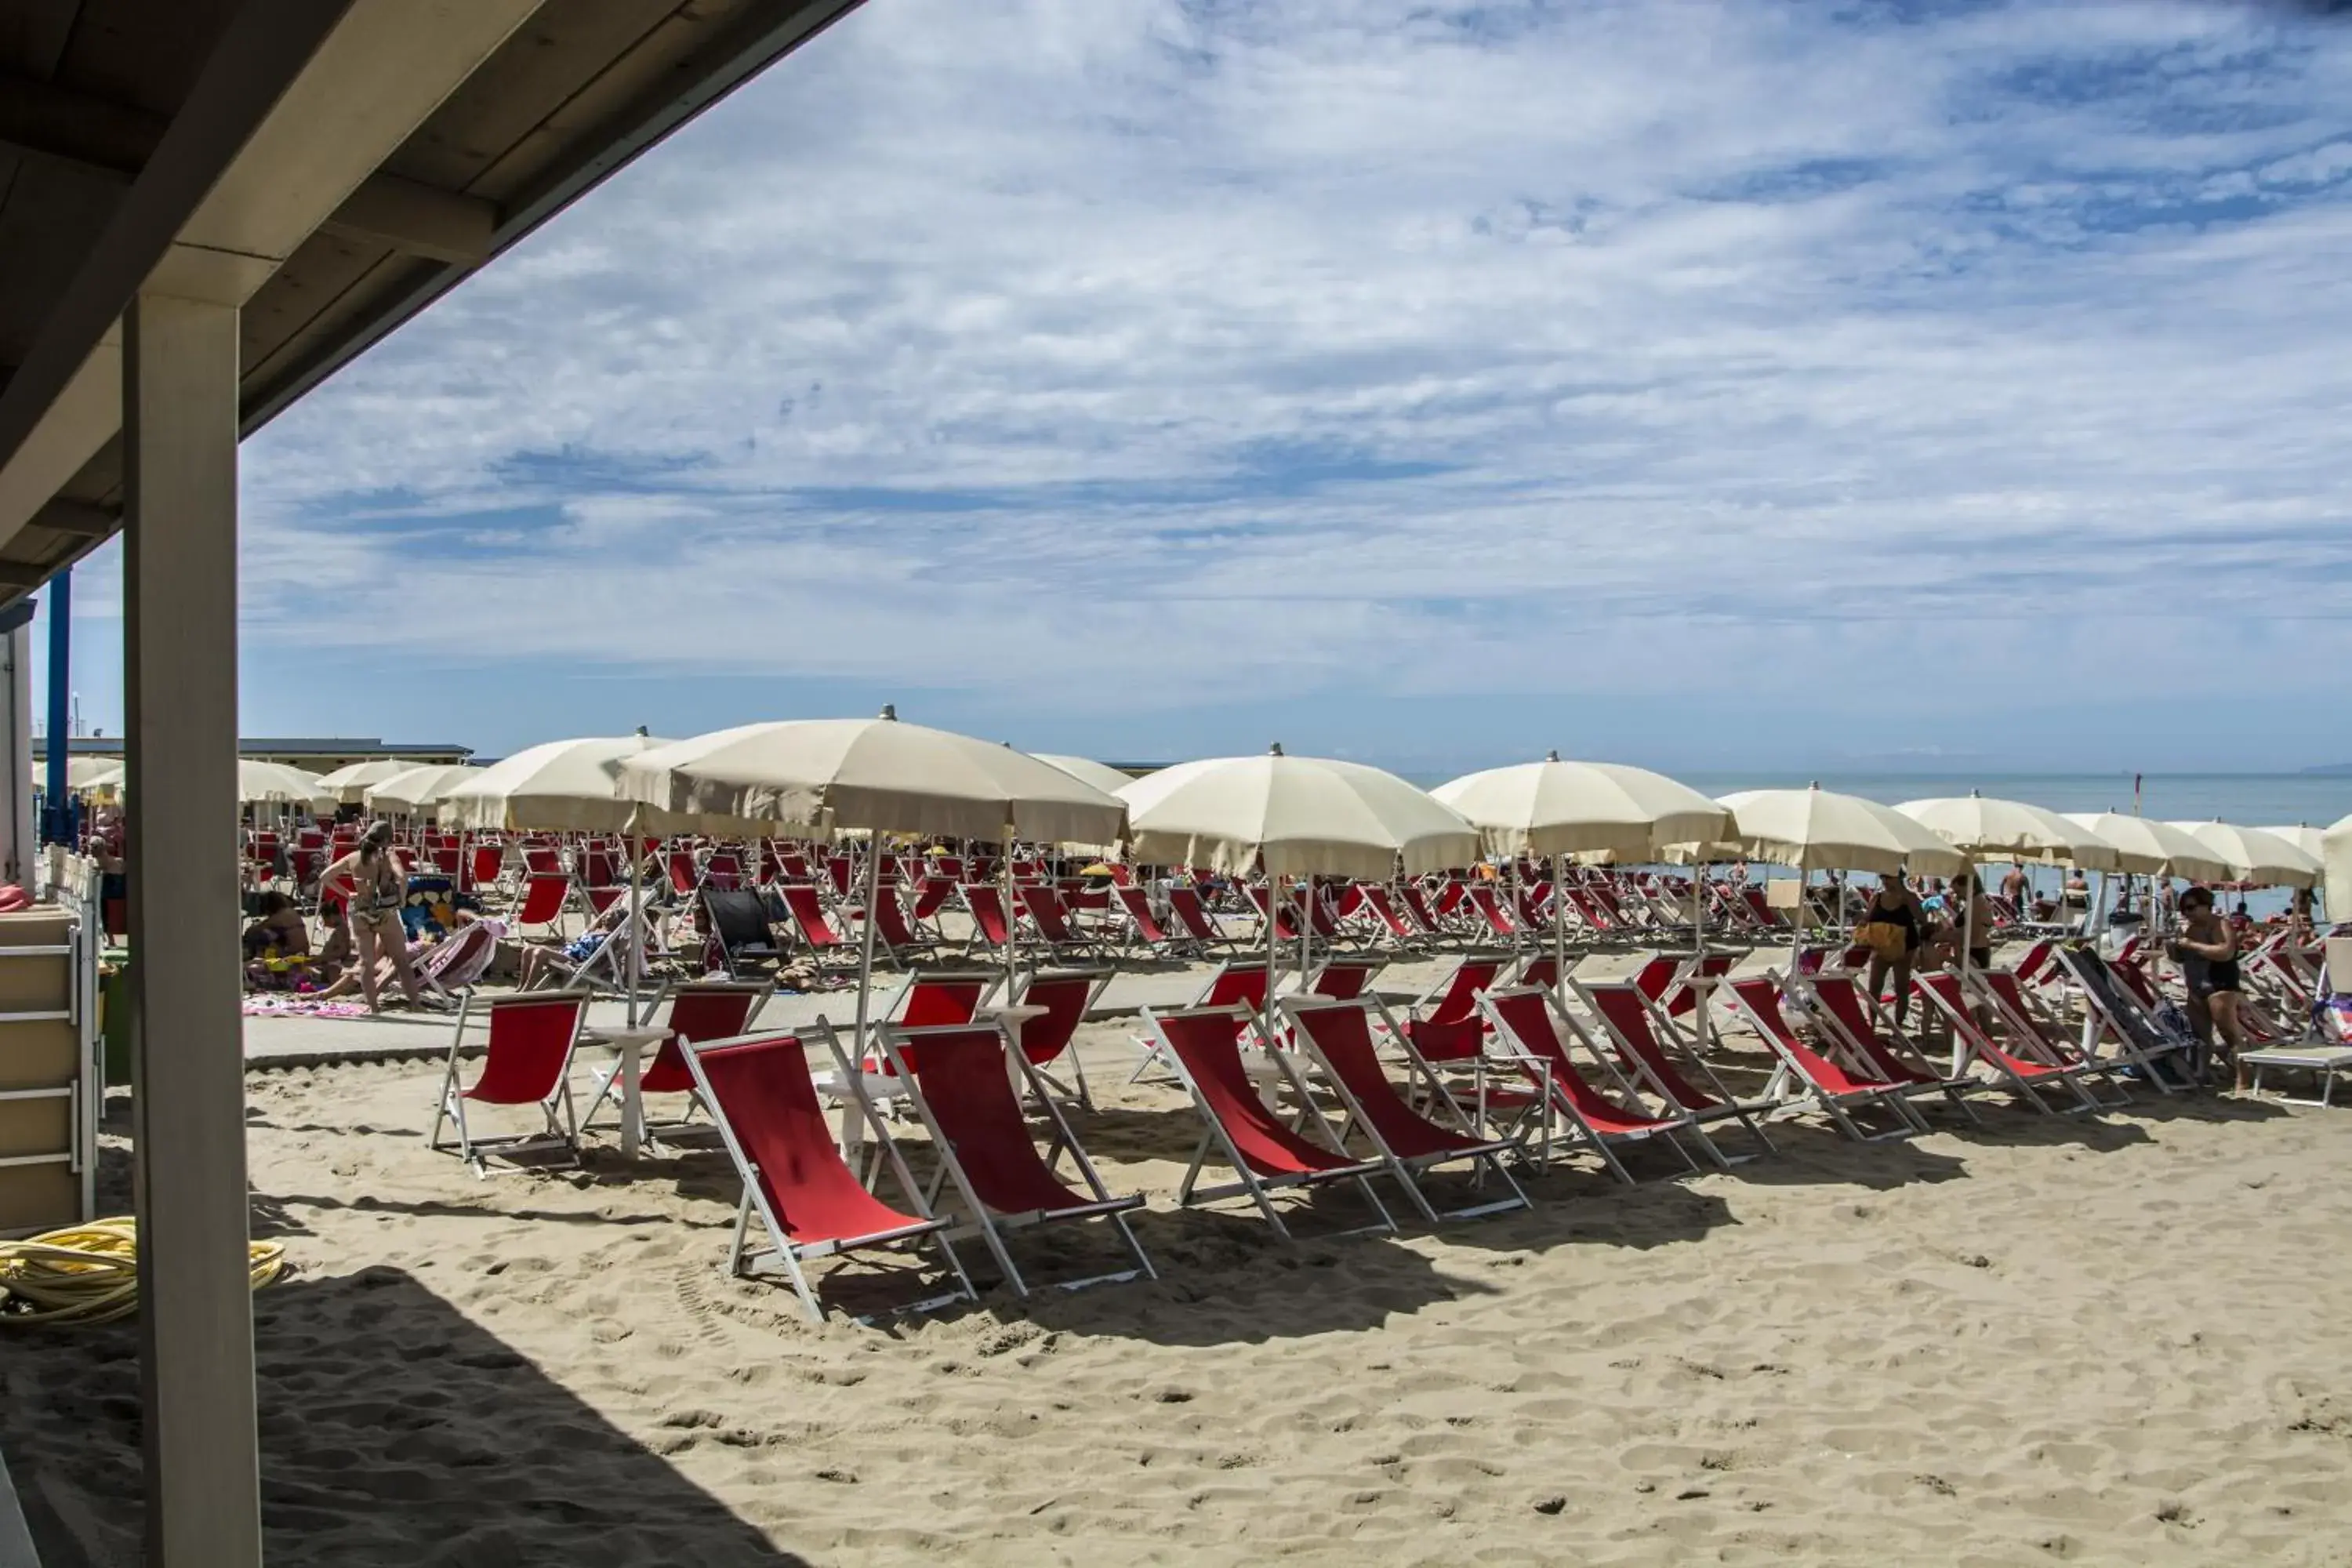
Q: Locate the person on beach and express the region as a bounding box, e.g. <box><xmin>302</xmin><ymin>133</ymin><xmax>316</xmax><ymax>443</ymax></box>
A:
<box><xmin>2063</xmin><ymin>868</ymin><xmax>2092</xmax><ymax>924</ymax></box>
<box><xmin>241</xmin><ymin>891</ymin><xmax>312</xmax><ymax>990</ymax></box>
<box><xmin>2000</xmin><ymin>862</ymin><xmax>2030</xmax><ymax>914</ymax></box>
<box><xmin>2171</xmin><ymin>886</ymin><xmax>2246</xmax><ymax>1087</ymax></box>
<box><xmin>1857</xmin><ymin>872</ymin><xmax>1926</xmax><ymax>1027</ymax></box>
<box><xmin>316</xmin><ymin>822</ymin><xmax>426</xmax><ymax>1012</ymax></box>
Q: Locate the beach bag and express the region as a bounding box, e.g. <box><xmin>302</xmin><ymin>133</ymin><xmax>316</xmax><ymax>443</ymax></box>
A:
<box><xmin>1855</xmin><ymin>920</ymin><xmax>1908</xmax><ymax>962</ymax></box>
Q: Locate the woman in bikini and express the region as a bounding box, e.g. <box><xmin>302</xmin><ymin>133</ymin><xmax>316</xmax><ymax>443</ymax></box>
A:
<box><xmin>317</xmin><ymin>822</ymin><xmax>426</xmax><ymax>1013</ymax></box>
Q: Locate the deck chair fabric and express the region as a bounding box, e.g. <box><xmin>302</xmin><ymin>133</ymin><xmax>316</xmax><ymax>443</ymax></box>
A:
<box><xmin>1909</xmin><ymin>971</ymin><xmax>2103</xmax><ymax>1114</ymax></box>
<box><xmin>704</xmin><ymin>887</ymin><xmax>786</xmax><ymax>978</ymax></box>
<box><xmin>1805</xmin><ymin>975</ymin><xmax>1987</xmax><ymax>1123</ymax></box>
<box><xmin>1138</xmin><ymin>1004</ymin><xmax>1396</xmax><ymax>1241</ymax></box>
<box><xmin>2051</xmin><ymin>946</ymin><xmax>2196</xmax><ymax>1091</ymax></box>
<box><xmin>1573</xmin><ymin>980</ymin><xmax>1775</xmax><ymax>1159</ymax></box>
<box><xmin>684</xmin><ymin>1025</ymin><xmax>975</xmax><ymax>1322</ymax></box>
<box><xmin>1404</xmin><ymin>954</ymin><xmax>1508</xmax><ymax>1065</ymax></box>
<box><xmin>430</xmin><ymin>991</ymin><xmax>591</xmax><ymax>1173</ymax></box>
<box><xmin>1005</xmin><ymin>967</ymin><xmax>1109</xmax><ymax>1109</ymax></box>
<box><xmin>1301</xmin><ymin>953</ymin><xmax>1388</xmax><ymax>1002</ymax></box>
<box><xmin>877</xmin><ymin>1022</ymin><xmax>1153</xmax><ymax>1294</ymax></box>
<box><xmin>1724</xmin><ymin>978</ymin><xmax>1926</xmax><ymax>1142</ymax></box>
<box><xmin>583</xmin><ymin>978</ymin><xmax>773</xmax><ymax>1133</ymax></box>
<box><xmin>775</xmin><ymin>883</ymin><xmax>848</xmax><ymax>953</ymax></box>
<box><xmin>1282</xmin><ymin>997</ymin><xmax>1530</xmax><ymax>1222</ymax></box>
<box><xmin>1163</xmin><ymin>884</ymin><xmax>1229</xmax><ymax>950</ymax></box>
<box><xmin>1476</xmin><ymin>985</ymin><xmax>1704</xmax><ymax>1182</ymax></box>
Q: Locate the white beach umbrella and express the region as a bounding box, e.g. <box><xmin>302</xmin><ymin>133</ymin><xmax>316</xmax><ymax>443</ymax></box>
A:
<box><xmin>2324</xmin><ymin>815</ymin><xmax>2352</xmax><ymax>900</ymax></box>
<box><xmin>364</xmin><ymin>763</ymin><xmax>484</xmax><ymax>815</ymax></box>
<box><xmin>1432</xmin><ymin>753</ymin><xmax>1732</xmax><ymax>860</ymax></box>
<box><xmin>621</xmin><ymin>709</ymin><xmax>1130</xmax><ymax>1050</ymax></box>
<box><xmin>79</xmin><ymin>761</ymin><xmax>126</xmax><ymax>792</ymax></box>
<box><xmin>1120</xmin><ymin>746</ymin><xmax>1479</xmax><ymax>880</ymax></box>
<box><xmin>620</xmin><ymin>713</ymin><xmax>1127</xmax><ymax>844</ymax></box>
<box><xmin>1712</xmin><ymin>785</ymin><xmax>1965</xmax><ymax>878</ymax></box>
<box><xmin>1123</xmin><ymin>745</ymin><xmax>1481</xmax><ymax>1033</ymax></box>
<box><xmin>30</xmin><ymin>757</ymin><xmax>122</xmax><ymax>790</ymax></box>
<box><xmin>1435</xmin><ymin>753</ymin><xmax>1734</xmax><ymax>1007</ymax></box>
<box><xmin>314</xmin><ymin>758</ymin><xmax>419</xmax><ymax>804</ymax></box>
<box><xmin>2256</xmin><ymin>825</ymin><xmax>2328</xmax><ymax>864</ymax></box>
<box><xmin>2059</xmin><ymin>814</ymin><xmax>2230</xmax><ymax>881</ymax></box>
<box><xmin>440</xmin><ymin>733</ymin><xmax>673</xmax><ymax>833</ymax></box>
<box><xmin>1029</xmin><ymin>753</ymin><xmax>1142</xmax><ymax>799</ymax></box>
<box><xmin>1894</xmin><ymin>793</ymin><xmax>2123</xmax><ymax>873</ymax></box>
<box><xmin>236</xmin><ymin>760</ymin><xmax>334</xmax><ymax>811</ymax></box>
<box><xmin>2165</xmin><ymin>821</ymin><xmax>2321</xmax><ymax>888</ymax></box>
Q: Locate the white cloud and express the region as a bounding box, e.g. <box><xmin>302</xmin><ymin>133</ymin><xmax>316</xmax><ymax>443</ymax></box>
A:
<box><xmin>234</xmin><ymin>0</ymin><xmax>2352</xmax><ymax>760</ymax></box>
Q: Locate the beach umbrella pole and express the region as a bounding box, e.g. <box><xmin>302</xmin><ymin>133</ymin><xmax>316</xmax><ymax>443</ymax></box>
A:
<box><xmin>624</xmin><ymin>814</ymin><xmax>643</xmax><ymax>1029</ymax></box>
<box><xmin>1552</xmin><ymin>857</ymin><xmax>1566</xmax><ymax>1002</ymax></box>
<box><xmin>1000</xmin><ymin>837</ymin><xmax>1018</xmax><ymax>999</ymax></box>
<box><xmin>853</xmin><ymin>837</ymin><xmax>881</xmax><ymax>1062</ymax></box>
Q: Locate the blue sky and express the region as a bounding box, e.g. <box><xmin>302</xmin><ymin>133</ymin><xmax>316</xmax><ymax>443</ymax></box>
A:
<box><xmin>31</xmin><ymin>0</ymin><xmax>2352</xmax><ymax>774</ymax></box>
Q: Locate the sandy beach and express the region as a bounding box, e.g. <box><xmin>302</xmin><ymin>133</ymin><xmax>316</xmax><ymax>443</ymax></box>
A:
<box><xmin>6</xmin><ymin>983</ymin><xmax>2351</xmax><ymax>1567</ymax></box>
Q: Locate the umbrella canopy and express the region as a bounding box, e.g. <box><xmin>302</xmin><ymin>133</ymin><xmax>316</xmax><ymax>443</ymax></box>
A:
<box><xmin>1711</xmin><ymin>784</ymin><xmax>1965</xmax><ymax>877</ymax></box>
<box><xmin>1432</xmin><ymin>753</ymin><xmax>1733</xmax><ymax>861</ymax></box>
<box><xmin>441</xmin><ymin>734</ymin><xmax>673</xmax><ymax>833</ymax></box>
<box><xmin>618</xmin><ymin>712</ymin><xmax>1127</xmax><ymax>844</ymax></box>
<box><xmin>2256</xmin><ymin>824</ymin><xmax>2328</xmax><ymax>863</ymax></box>
<box><xmin>1119</xmin><ymin>746</ymin><xmax>1479</xmax><ymax>880</ymax></box>
<box><xmin>313</xmin><ymin>758</ymin><xmax>421</xmax><ymax>804</ymax></box>
<box><xmin>1894</xmin><ymin>793</ymin><xmax>2122</xmax><ymax>873</ymax></box>
<box><xmin>29</xmin><ymin>757</ymin><xmax>122</xmax><ymax>790</ymax></box>
<box><xmin>364</xmin><ymin>763</ymin><xmax>485</xmax><ymax>815</ymax></box>
<box><xmin>2057</xmin><ymin>813</ymin><xmax>2229</xmax><ymax>880</ymax></box>
<box><xmin>2325</xmin><ymin>814</ymin><xmax>2352</xmax><ymax>898</ymax></box>
<box><xmin>1029</xmin><ymin>753</ymin><xmax>1142</xmax><ymax>798</ymax></box>
<box><xmin>2165</xmin><ymin>821</ymin><xmax>2321</xmax><ymax>888</ymax></box>
<box><xmin>235</xmin><ymin>760</ymin><xmax>333</xmax><ymax>811</ymax></box>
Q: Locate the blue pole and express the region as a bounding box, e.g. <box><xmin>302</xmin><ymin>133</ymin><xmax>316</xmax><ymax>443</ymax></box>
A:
<box><xmin>43</xmin><ymin>569</ymin><xmax>69</xmax><ymax>844</ymax></box>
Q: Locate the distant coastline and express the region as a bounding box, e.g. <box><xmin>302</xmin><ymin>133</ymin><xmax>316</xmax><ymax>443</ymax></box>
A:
<box><xmin>2302</xmin><ymin>764</ymin><xmax>2352</xmax><ymax>776</ymax></box>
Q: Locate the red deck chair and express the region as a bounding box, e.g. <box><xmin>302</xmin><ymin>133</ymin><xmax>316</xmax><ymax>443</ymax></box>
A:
<box><xmin>776</xmin><ymin>883</ymin><xmax>848</xmax><ymax>951</ymax></box>
<box><xmin>826</xmin><ymin>855</ymin><xmax>854</xmax><ymax>898</ymax></box>
<box><xmin>513</xmin><ymin>870</ymin><xmax>570</xmax><ymax>934</ymax></box>
<box><xmin>910</xmin><ymin>876</ymin><xmax>958</xmax><ymax>927</ymax></box>
<box><xmin>1515</xmin><ymin>953</ymin><xmax>1562</xmax><ymax>993</ymax></box>
<box><xmin>1806</xmin><ymin>975</ymin><xmax>1985</xmax><ymax>1123</ymax></box>
<box><xmin>1281</xmin><ymin>997</ymin><xmax>1530</xmax><ymax>1223</ymax></box>
<box><xmin>1723</xmin><ymin>978</ymin><xmax>1923</xmax><ymax>1142</ymax></box>
<box><xmin>1127</xmin><ymin>960</ymin><xmax>1276</xmax><ymax>1084</ymax></box>
<box><xmin>1976</xmin><ymin>967</ymin><xmax>2126</xmax><ymax>1102</ymax></box>
<box><xmin>1573</xmin><ymin>980</ymin><xmax>1773</xmax><ymax>1160</ymax></box>
<box><xmin>863</xmin><ymin>885</ymin><xmax>935</xmax><ymax>962</ymax></box>
<box><xmin>1356</xmin><ymin>884</ymin><xmax>1420</xmax><ymax>945</ymax></box>
<box><xmin>1477</xmin><ymin>985</ymin><xmax>1701</xmax><ymax>1183</ymax></box>
<box><xmin>430</xmin><ymin>992</ymin><xmax>592</xmax><ymax>1174</ymax></box>
<box><xmin>1909</xmin><ymin>971</ymin><xmax>2105</xmax><ymax>1114</ymax></box>
<box><xmin>1465</xmin><ymin>884</ymin><xmax>1519</xmax><ymax>939</ymax></box>
<box><xmin>1003</xmin><ymin>967</ymin><xmax>1110</xmax><ymax>1109</ymax></box>
<box><xmin>704</xmin><ymin>851</ymin><xmax>745</xmax><ymax>891</ymax></box>
<box><xmin>1016</xmin><ymin>883</ymin><xmax>1091</xmax><ymax>955</ymax></box>
<box><xmin>683</xmin><ymin>1025</ymin><xmax>975</xmax><ymax>1323</ymax></box>
<box><xmin>1163</xmin><ymin>884</ymin><xmax>1227</xmax><ymax>950</ymax></box>
<box><xmin>877</xmin><ymin>1022</ymin><xmax>1153</xmax><ymax>1296</ymax></box>
<box><xmin>1245</xmin><ymin>883</ymin><xmax>1304</xmax><ymax>942</ymax></box>
<box><xmin>466</xmin><ymin>843</ymin><xmax>505</xmax><ymax>893</ymax></box>
<box><xmin>666</xmin><ymin>849</ymin><xmax>699</xmax><ymax>896</ymax></box>
<box><xmin>1112</xmin><ymin>885</ymin><xmax>1178</xmax><ymax>956</ymax></box>
<box><xmin>960</xmin><ymin>884</ymin><xmax>1014</xmax><ymax>954</ymax></box>
<box><xmin>1399</xmin><ymin>884</ymin><xmax>1449</xmax><ymax>943</ymax></box>
<box><xmin>1138</xmin><ymin>1004</ymin><xmax>1396</xmax><ymax>1242</ymax></box>
<box><xmin>1402</xmin><ymin>954</ymin><xmax>1508</xmax><ymax>1065</ymax></box>
<box><xmin>582</xmin><ymin>978</ymin><xmax>773</xmax><ymax>1136</ymax></box>
<box><xmin>1301</xmin><ymin>953</ymin><xmax>1387</xmax><ymax>1002</ymax></box>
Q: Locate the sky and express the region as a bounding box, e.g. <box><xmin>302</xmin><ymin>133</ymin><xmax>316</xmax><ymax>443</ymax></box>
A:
<box><xmin>29</xmin><ymin>0</ymin><xmax>2352</xmax><ymax>776</ymax></box>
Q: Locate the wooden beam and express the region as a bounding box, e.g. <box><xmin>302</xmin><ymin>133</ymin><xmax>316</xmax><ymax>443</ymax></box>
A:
<box><xmin>318</xmin><ymin>172</ymin><xmax>495</xmax><ymax>264</ymax></box>
<box><xmin>31</xmin><ymin>499</ymin><xmax>118</xmax><ymax>538</ymax></box>
<box><xmin>0</xmin><ymin>69</ymin><xmax>499</xmax><ymax>262</ymax></box>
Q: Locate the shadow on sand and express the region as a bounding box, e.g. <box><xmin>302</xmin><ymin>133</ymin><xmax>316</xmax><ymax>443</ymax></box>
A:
<box><xmin>6</xmin><ymin>1268</ymin><xmax>806</xmax><ymax>1568</ymax></box>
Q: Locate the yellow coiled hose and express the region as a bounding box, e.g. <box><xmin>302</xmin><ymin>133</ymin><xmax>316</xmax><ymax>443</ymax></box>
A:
<box><xmin>0</xmin><ymin>1218</ymin><xmax>288</xmax><ymax>1327</ymax></box>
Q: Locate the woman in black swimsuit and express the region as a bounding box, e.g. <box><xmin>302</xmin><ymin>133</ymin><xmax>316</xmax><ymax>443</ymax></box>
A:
<box><xmin>318</xmin><ymin>822</ymin><xmax>426</xmax><ymax>1013</ymax></box>
<box><xmin>1860</xmin><ymin>872</ymin><xmax>1925</xmax><ymax>1028</ymax></box>
<box><xmin>2171</xmin><ymin>886</ymin><xmax>2245</xmax><ymax>1087</ymax></box>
